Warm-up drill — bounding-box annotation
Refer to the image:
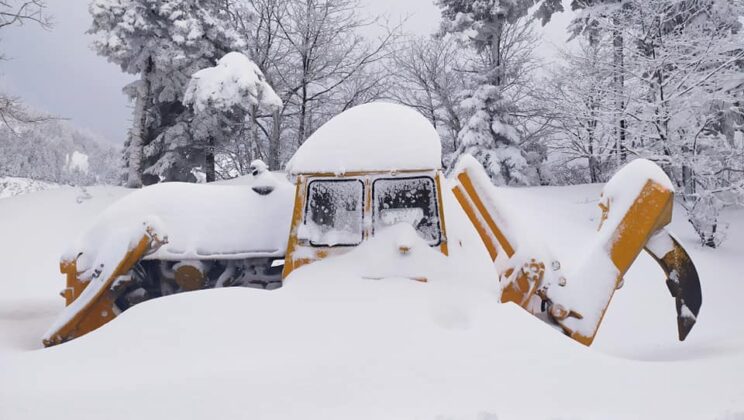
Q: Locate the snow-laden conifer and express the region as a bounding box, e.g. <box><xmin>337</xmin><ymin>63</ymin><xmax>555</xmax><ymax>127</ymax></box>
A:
<box><xmin>89</xmin><ymin>0</ymin><xmax>249</xmax><ymax>186</ymax></box>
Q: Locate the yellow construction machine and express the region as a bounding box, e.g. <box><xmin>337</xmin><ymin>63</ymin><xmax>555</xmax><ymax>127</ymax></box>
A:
<box><xmin>43</xmin><ymin>103</ymin><xmax>701</xmax><ymax>348</ymax></box>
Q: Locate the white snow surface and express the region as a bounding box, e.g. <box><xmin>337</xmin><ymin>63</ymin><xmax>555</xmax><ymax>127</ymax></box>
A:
<box><xmin>1</xmin><ymin>177</ymin><xmax>743</xmax><ymax>419</ymax></box>
<box><xmin>286</xmin><ymin>102</ymin><xmax>443</xmax><ymax>174</ymax></box>
<box><xmin>66</xmin><ymin>170</ymin><xmax>295</xmax><ymax>264</ymax></box>
<box><xmin>65</xmin><ymin>151</ymin><xmax>90</xmax><ymax>174</ymax></box>
<box><xmin>0</xmin><ymin>176</ymin><xmax>58</xmax><ymax>199</ymax></box>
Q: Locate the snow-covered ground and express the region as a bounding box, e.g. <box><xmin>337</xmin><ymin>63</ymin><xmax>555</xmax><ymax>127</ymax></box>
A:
<box><xmin>0</xmin><ymin>180</ymin><xmax>742</xmax><ymax>420</ymax></box>
<box><xmin>0</xmin><ymin>176</ymin><xmax>58</xmax><ymax>199</ymax></box>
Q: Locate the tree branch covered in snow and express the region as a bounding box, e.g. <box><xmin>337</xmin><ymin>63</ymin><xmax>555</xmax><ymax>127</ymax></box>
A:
<box><xmin>0</xmin><ymin>0</ymin><xmax>50</xmax><ymax>30</ymax></box>
<box><xmin>546</xmin><ymin>0</ymin><xmax>744</xmax><ymax>246</ymax></box>
<box><xmin>184</xmin><ymin>52</ymin><xmax>282</xmax><ymax>182</ymax></box>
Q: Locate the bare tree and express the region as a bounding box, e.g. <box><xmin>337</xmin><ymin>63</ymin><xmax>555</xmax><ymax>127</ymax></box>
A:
<box><xmin>276</xmin><ymin>0</ymin><xmax>397</xmax><ymax>146</ymax></box>
<box><xmin>227</xmin><ymin>0</ymin><xmax>399</xmax><ymax>170</ymax></box>
<box><xmin>543</xmin><ymin>39</ymin><xmax>616</xmax><ymax>183</ymax></box>
<box><xmin>388</xmin><ymin>35</ymin><xmax>464</xmax><ymax>152</ymax></box>
<box><xmin>0</xmin><ymin>0</ymin><xmax>50</xmax><ymax>30</ymax></box>
<box><xmin>0</xmin><ymin>0</ymin><xmax>52</xmax><ymax>130</ymax></box>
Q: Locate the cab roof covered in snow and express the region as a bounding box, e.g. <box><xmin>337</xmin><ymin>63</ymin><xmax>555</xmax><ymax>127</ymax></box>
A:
<box><xmin>286</xmin><ymin>102</ymin><xmax>442</xmax><ymax>175</ymax></box>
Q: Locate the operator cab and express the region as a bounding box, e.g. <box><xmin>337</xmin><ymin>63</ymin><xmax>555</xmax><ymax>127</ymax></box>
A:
<box><xmin>282</xmin><ymin>103</ymin><xmax>448</xmax><ymax>277</ymax></box>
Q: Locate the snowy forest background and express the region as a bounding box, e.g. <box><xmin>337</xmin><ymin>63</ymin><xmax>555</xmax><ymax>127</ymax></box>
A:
<box><xmin>1</xmin><ymin>0</ymin><xmax>743</xmax><ymax>247</ymax></box>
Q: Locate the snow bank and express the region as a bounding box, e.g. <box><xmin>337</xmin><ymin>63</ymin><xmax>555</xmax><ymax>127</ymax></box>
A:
<box><xmin>2</xmin><ymin>162</ymin><xmax>744</xmax><ymax>420</ymax></box>
<box><xmin>294</xmin><ymin>222</ymin><xmax>452</xmax><ymax>282</ymax></box>
<box><xmin>286</xmin><ymin>102</ymin><xmax>442</xmax><ymax>174</ymax></box>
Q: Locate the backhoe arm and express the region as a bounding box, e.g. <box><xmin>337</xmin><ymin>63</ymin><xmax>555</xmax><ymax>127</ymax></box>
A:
<box><xmin>451</xmin><ymin>155</ymin><xmax>702</xmax><ymax>346</ymax></box>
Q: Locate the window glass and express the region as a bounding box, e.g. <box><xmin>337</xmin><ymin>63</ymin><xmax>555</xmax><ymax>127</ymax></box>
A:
<box><xmin>373</xmin><ymin>177</ymin><xmax>441</xmax><ymax>245</ymax></box>
<box><xmin>301</xmin><ymin>179</ymin><xmax>364</xmax><ymax>246</ymax></box>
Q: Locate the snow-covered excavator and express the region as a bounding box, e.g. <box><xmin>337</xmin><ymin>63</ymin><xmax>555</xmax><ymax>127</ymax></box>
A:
<box><xmin>42</xmin><ymin>103</ymin><xmax>702</xmax><ymax>348</ymax></box>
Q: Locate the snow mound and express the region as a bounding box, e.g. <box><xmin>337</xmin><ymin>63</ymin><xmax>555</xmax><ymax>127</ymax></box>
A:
<box><xmin>286</xmin><ymin>102</ymin><xmax>442</xmax><ymax>174</ymax></box>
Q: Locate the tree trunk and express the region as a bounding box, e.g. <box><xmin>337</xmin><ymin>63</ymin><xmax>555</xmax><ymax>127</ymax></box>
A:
<box><xmin>205</xmin><ymin>136</ymin><xmax>215</xmax><ymax>183</ymax></box>
<box><xmin>297</xmin><ymin>86</ymin><xmax>308</xmax><ymax>146</ymax></box>
<box><xmin>250</xmin><ymin>104</ymin><xmax>260</xmax><ymax>161</ymax></box>
<box><xmin>588</xmin><ymin>119</ymin><xmax>600</xmax><ymax>183</ymax></box>
<box><xmin>491</xmin><ymin>23</ymin><xmax>503</xmax><ymax>87</ymax></box>
<box><xmin>612</xmin><ymin>22</ymin><xmax>627</xmax><ymax>165</ymax></box>
<box><xmin>268</xmin><ymin>110</ymin><xmax>282</xmax><ymax>170</ymax></box>
<box><xmin>126</xmin><ymin>58</ymin><xmax>153</xmax><ymax>188</ymax></box>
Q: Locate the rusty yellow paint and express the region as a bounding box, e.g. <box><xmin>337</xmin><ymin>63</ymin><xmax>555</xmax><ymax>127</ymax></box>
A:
<box><xmin>282</xmin><ymin>177</ymin><xmax>307</xmax><ymax>279</ymax></box>
<box><xmin>502</xmin><ymin>259</ymin><xmax>545</xmax><ymax>308</ymax></box>
<box><xmin>43</xmin><ymin>234</ymin><xmax>153</xmax><ymax>347</ymax></box>
<box><xmin>434</xmin><ymin>175</ymin><xmax>449</xmax><ymax>256</ymax></box>
<box><xmin>60</xmin><ymin>257</ymin><xmax>86</xmax><ymax>306</ymax></box>
<box><xmin>174</xmin><ymin>265</ymin><xmax>205</xmax><ymax>291</ymax></box>
<box><xmin>363</xmin><ymin>177</ymin><xmax>373</xmax><ymax>241</ymax></box>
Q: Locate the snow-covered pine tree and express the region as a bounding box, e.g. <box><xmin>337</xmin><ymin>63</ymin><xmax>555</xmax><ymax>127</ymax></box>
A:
<box><xmin>183</xmin><ymin>52</ymin><xmax>282</xmax><ymax>182</ymax></box>
<box><xmin>437</xmin><ymin>0</ymin><xmax>562</xmax><ymax>185</ymax></box>
<box><xmin>89</xmin><ymin>0</ymin><xmax>248</xmax><ymax>186</ymax></box>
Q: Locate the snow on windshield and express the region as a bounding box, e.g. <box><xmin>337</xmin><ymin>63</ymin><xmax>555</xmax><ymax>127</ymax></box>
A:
<box><xmin>373</xmin><ymin>177</ymin><xmax>441</xmax><ymax>245</ymax></box>
<box><xmin>301</xmin><ymin>179</ymin><xmax>364</xmax><ymax>246</ymax></box>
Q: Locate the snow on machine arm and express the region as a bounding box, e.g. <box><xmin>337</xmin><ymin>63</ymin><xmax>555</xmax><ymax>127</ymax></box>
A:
<box><xmin>451</xmin><ymin>155</ymin><xmax>702</xmax><ymax>346</ymax></box>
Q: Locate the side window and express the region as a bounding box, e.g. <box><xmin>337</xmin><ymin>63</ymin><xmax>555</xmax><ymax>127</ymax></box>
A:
<box><xmin>302</xmin><ymin>179</ymin><xmax>364</xmax><ymax>247</ymax></box>
<box><xmin>373</xmin><ymin>177</ymin><xmax>441</xmax><ymax>246</ymax></box>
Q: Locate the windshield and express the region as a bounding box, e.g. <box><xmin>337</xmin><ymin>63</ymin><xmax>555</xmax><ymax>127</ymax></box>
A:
<box><xmin>301</xmin><ymin>179</ymin><xmax>364</xmax><ymax>247</ymax></box>
<box><xmin>373</xmin><ymin>176</ymin><xmax>441</xmax><ymax>245</ymax></box>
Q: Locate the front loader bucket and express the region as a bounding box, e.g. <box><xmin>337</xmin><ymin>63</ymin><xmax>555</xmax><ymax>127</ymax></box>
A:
<box><xmin>43</xmin><ymin>225</ymin><xmax>164</xmax><ymax>347</ymax></box>
<box><xmin>645</xmin><ymin>231</ymin><xmax>702</xmax><ymax>341</ymax></box>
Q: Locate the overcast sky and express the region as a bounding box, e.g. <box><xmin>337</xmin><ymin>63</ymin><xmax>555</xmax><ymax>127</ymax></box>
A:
<box><xmin>0</xmin><ymin>0</ymin><xmax>570</xmax><ymax>145</ymax></box>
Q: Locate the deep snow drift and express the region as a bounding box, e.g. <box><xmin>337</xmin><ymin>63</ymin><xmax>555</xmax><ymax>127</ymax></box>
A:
<box><xmin>0</xmin><ymin>179</ymin><xmax>743</xmax><ymax>420</ymax></box>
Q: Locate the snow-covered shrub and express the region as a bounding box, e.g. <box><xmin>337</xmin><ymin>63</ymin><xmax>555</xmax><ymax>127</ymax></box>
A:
<box><xmin>89</xmin><ymin>0</ymin><xmax>249</xmax><ymax>186</ymax></box>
